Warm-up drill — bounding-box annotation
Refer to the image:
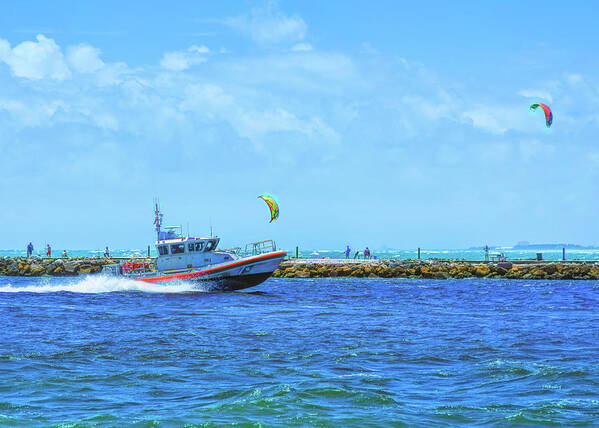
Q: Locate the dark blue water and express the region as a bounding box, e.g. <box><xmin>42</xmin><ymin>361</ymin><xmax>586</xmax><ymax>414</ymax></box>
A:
<box><xmin>1</xmin><ymin>276</ymin><xmax>598</xmax><ymax>426</ymax></box>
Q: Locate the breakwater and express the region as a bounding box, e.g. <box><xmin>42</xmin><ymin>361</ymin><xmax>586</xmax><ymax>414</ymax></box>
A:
<box><xmin>3</xmin><ymin>256</ymin><xmax>599</xmax><ymax>280</ymax></box>
<box><xmin>0</xmin><ymin>257</ymin><xmax>152</xmax><ymax>276</ymax></box>
<box><xmin>273</xmin><ymin>258</ymin><xmax>599</xmax><ymax>280</ymax></box>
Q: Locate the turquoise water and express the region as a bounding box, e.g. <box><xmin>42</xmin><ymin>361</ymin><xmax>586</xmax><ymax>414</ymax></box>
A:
<box><xmin>3</xmin><ymin>247</ymin><xmax>599</xmax><ymax>261</ymax></box>
<box><xmin>295</xmin><ymin>248</ymin><xmax>599</xmax><ymax>261</ymax></box>
<box><xmin>1</xmin><ymin>275</ymin><xmax>598</xmax><ymax>425</ymax></box>
<box><xmin>0</xmin><ymin>249</ymin><xmax>152</xmax><ymax>259</ymax></box>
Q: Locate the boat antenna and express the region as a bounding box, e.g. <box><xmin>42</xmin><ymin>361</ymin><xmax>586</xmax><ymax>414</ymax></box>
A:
<box><xmin>153</xmin><ymin>198</ymin><xmax>163</xmax><ymax>242</ymax></box>
<box><xmin>209</xmin><ymin>217</ymin><xmax>213</xmax><ymax>238</ymax></box>
<box><xmin>187</xmin><ymin>222</ymin><xmax>189</xmax><ymax>238</ymax></box>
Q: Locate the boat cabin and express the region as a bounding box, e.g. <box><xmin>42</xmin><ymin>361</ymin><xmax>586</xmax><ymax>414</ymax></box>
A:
<box><xmin>155</xmin><ymin>236</ymin><xmax>235</xmax><ymax>272</ymax></box>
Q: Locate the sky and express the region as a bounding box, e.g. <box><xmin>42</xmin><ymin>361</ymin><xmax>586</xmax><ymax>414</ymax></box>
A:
<box><xmin>1</xmin><ymin>0</ymin><xmax>599</xmax><ymax>251</ymax></box>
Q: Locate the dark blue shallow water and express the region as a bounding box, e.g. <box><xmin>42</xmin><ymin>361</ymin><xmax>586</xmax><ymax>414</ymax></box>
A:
<box><xmin>1</xmin><ymin>276</ymin><xmax>598</xmax><ymax>426</ymax></box>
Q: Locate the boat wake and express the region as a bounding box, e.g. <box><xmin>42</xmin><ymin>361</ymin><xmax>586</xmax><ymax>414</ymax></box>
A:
<box><xmin>0</xmin><ymin>275</ymin><xmax>204</xmax><ymax>294</ymax></box>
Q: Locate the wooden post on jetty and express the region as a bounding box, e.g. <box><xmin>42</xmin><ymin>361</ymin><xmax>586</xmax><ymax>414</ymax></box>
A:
<box><xmin>147</xmin><ymin>245</ymin><xmax>151</xmax><ymax>257</ymax></box>
<box><xmin>296</xmin><ymin>246</ymin><xmax>299</xmax><ymax>258</ymax></box>
<box><xmin>562</xmin><ymin>247</ymin><xmax>566</xmax><ymax>261</ymax></box>
<box><xmin>417</xmin><ymin>247</ymin><xmax>421</xmax><ymax>260</ymax></box>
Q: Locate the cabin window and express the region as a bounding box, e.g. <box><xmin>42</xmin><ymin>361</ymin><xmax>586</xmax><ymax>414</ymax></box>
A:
<box><xmin>205</xmin><ymin>240</ymin><xmax>215</xmax><ymax>251</ymax></box>
<box><xmin>170</xmin><ymin>244</ymin><xmax>185</xmax><ymax>254</ymax></box>
<box><xmin>158</xmin><ymin>245</ymin><xmax>168</xmax><ymax>255</ymax></box>
<box><xmin>194</xmin><ymin>242</ymin><xmax>204</xmax><ymax>252</ymax></box>
<box><xmin>188</xmin><ymin>243</ymin><xmax>195</xmax><ymax>252</ymax></box>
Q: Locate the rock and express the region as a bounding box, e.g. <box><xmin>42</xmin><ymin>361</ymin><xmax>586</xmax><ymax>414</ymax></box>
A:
<box><xmin>529</xmin><ymin>268</ymin><xmax>547</xmax><ymax>279</ymax></box>
<box><xmin>432</xmin><ymin>271</ymin><xmax>450</xmax><ymax>279</ymax></box>
<box><xmin>29</xmin><ymin>264</ymin><xmax>45</xmax><ymax>276</ymax></box>
<box><xmin>63</xmin><ymin>263</ymin><xmax>79</xmax><ymax>274</ymax></box>
<box><xmin>391</xmin><ymin>267</ymin><xmax>406</xmax><ymax>277</ymax></box>
<box><xmin>296</xmin><ymin>270</ymin><xmax>310</xmax><ymax>278</ymax></box>
<box><xmin>420</xmin><ymin>266</ymin><xmax>432</xmax><ymax>278</ymax></box>
<box><xmin>475</xmin><ymin>264</ymin><xmax>490</xmax><ymax>277</ymax></box>
<box><xmin>589</xmin><ymin>267</ymin><xmax>599</xmax><ymax>279</ymax></box>
<box><xmin>351</xmin><ymin>268</ymin><xmax>365</xmax><ymax>277</ymax></box>
<box><xmin>7</xmin><ymin>261</ymin><xmax>19</xmax><ymax>275</ymax></box>
<box><xmin>78</xmin><ymin>264</ymin><xmax>94</xmax><ymax>274</ymax></box>
<box><xmin>494</xmin><ymin>266</ymin><xmax>507</xmax><ymax>275</ymax></box>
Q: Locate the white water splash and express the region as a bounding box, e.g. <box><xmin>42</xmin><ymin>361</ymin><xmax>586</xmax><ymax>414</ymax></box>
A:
<box><xmin>0</xmin><ymin>275</ymin><xmax>204</xmax><ymax>294</ymax></box>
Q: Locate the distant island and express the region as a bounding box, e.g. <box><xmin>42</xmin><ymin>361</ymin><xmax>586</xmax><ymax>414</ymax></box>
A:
<box><xmin>469</xmin><ymin>241</ymin><xmax>599</xmax><ymax>250</ymax></box>
<box><xmin>512</xmin><ymin>241</ymin><xmax>598</xmax><ymax>250</ymax></box>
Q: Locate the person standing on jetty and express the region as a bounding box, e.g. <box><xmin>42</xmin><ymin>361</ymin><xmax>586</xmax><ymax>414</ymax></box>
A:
<box><xmin>104</xmin><ymin>246</ymin><xmax>110</xmax><ymax>257</ymax></box>
<box><xmin>344</xmin><ymin>245</ymin><xmax>351</xmax><ymax>259</ymax></box>
<box><xmin>46</xmin><ymin>244</ymin><xmax>51</xmax><ymax>258</ymax></box>
<box><xmin>26</xmin><ymin>242</ymin><xmax>33</xmax><ymax>257</ymax></box>
<box><xmin>364</xmin><ymin>247</ymin><xmax>371</xmax><ymax>259</ymax></box>
<box><xmin>62</xmin><ymin>250</ymin><xmax>68</xmax><ymax>257</ymax></box>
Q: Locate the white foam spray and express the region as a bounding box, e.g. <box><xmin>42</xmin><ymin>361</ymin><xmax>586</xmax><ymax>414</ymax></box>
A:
<box><xmin>0</xmin><ymin>275</ymin><xmax>204</xmax><ymax>294</ymax></box>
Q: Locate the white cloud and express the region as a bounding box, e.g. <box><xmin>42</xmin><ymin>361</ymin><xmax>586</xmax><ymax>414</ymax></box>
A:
<box><xmin>67</xmin><ymin>44</ymin><xmax>104</xmax><ymax>73</ymax></box>
<box><xmin>462</xmin><ymin>109</ymin><xmax>507</xmax><ymax>134</ymax></box>
<box><xmin>0</xmin><ymin>34</ymin><xmax>70</xmax><ymax>80</ymax></box>
<box><xmin>0</xmin><ymin>98</ymin><xmax>67</xmax><ymax>127</ymax></box>
<box><xmin>291</xmin><ymin>43</ymin><xmax>312</xmax><ymax>52</ymax></box>
<box><xmin>182</xmin><ymin>83</ymin><xmax>234</xmax><ymax>111</ymax></box>
<box><xmin>461</xmin><ymin>105</ymin><xmax>537</xmax><ymax>135</ymax></box>
<box><xmin>224</xmin><ymin>1</ymin><xmax>306</xmax><ymax>44</ymax></box>
<box><xmin>518</xmin><ymin>89</ymin><xmax>553</xmax><ymax>103</ymax></box>
<box><xmin>160</xmin><ymin>45</ymin><xmax>210</xmax><ymax>71</ymax></box>
<box><xmin>95</xmin><ymin>61</ymin><xmax>130</xmax><ymax>86</ymax></box>
<box><xmin>180</xmin><ymin>83</ymin><xmax>338</xmax><ymax>144</ymax></box>
<box><xmin>236</xmin><ymin>108</ymin><xmax>338</xmax><ymax>141</ymax></box>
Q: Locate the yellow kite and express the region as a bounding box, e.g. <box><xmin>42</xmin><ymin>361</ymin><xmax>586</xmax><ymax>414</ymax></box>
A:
<box><xmin>258</xmin><ymin>195</ymin><xmax>279</xmax><ymax>223</ymax></box>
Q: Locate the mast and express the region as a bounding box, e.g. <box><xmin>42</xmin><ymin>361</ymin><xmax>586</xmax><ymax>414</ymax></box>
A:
<box><xmin>154</xmin><ymin>198</ymin><xmax>163</xmax><ymax>242</ymax></box>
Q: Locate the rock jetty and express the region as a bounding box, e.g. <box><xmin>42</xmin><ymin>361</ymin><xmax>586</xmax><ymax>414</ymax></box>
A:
<box><xmin>0</xmin><ymin>257</ymin><xmax>152</xmax><ymax>276</ymax></box>
<box><xmin>2</xmin><ymin>256</ymin><xmax>599</xmax><ymax>280</ymax></box>
<box><xmin>273</xmin><ymin>259</ymin><xmax>599</xmax><ymax>280</ymax></box>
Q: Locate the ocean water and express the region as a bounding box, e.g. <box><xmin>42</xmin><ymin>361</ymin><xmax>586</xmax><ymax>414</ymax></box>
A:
<box><xmin>298</xmin><ymin>248</ymin><xmax>599</xmax><ymax>261</ymax></box>
<box><xmin>4</xmin><ymin>247</ymin><xmax>599</xmax><ymax>262</ymax></box>
<box><xmin>1</xmin><ymin>276</ymin><xmax>598</xmax><ymax>426</ymax></box>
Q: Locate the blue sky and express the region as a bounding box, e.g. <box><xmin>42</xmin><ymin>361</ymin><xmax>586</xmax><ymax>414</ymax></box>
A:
<box><xmin>1</xmin><ymin>1</ymin><xmax>599</xmax><ymax>251</ymax></box>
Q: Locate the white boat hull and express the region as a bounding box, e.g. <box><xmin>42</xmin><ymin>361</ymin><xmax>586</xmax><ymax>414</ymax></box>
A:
<box><xmin>120</xmin><ymin>251</ymin><xmax>287</xmax><ymax>291</ymax></box>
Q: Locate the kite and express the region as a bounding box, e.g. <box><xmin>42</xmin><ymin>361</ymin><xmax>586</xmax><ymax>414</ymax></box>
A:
<box><xmin>530</xmin><ymin>103</ymin><xmax>553</xmax><ymax>128</ymax></box>
<box><xmin>258</xmin><ymin>194</ymin><xmax>279</xmax><ymax>223</ymax></box>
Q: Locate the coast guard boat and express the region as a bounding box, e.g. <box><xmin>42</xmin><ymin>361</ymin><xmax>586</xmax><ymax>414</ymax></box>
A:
<box><xmin>102</xmin><ymin>203</ymin><xmax>286</xmax><ymax>291</ymax></box>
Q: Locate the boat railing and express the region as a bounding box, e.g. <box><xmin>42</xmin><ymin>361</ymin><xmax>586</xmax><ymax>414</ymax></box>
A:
<box><xmin>220</xmin><ymin>247</ymin><xmax>243</xmax><ymax>256</ymax></box>
<box><xmin>244</xmin><ymin>240</ymin><xmax>277</xmax><ymax>256</ymax></box>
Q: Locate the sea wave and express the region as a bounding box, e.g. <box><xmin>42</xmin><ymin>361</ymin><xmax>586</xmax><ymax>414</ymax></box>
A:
<box><xmin>0</xmin><ymin>275</ymin><xmax>200</xmax><ymax>294</ymax></box>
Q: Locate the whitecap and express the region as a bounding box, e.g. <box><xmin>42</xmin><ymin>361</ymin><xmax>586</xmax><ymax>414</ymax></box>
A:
<box><xmin>0</xmin><ymin>275</ymin><xmax>202</xmax><ymax>294</ymax></box>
